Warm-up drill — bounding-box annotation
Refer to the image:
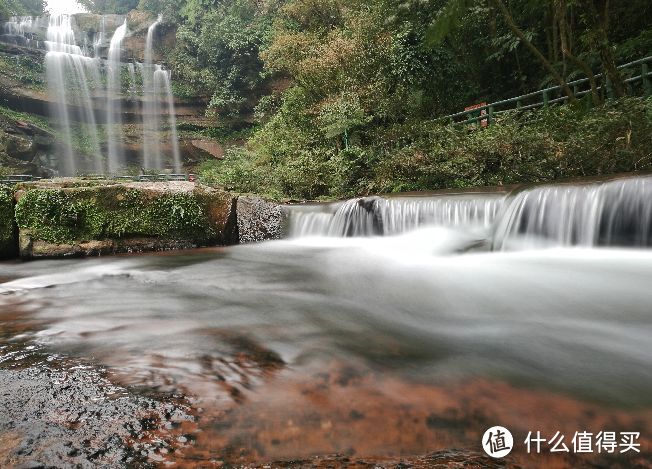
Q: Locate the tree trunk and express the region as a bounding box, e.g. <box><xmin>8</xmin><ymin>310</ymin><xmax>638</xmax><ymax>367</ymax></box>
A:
<box><xmin>556</xmin><ymin>0</ymin><xmax>601</xmax><ymax>105</ymax></box>
<box><xmin>585</xmin><ymin>0</ymin><xmax>626</xmax><ymax>98</ymax></box>
<box><xmin>490</xmin><ymin>0</ymin><xmax>576</xmax><ymax>101</ymax></box>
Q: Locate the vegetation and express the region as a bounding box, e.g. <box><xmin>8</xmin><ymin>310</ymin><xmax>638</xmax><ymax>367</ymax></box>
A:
<box><xmin>0</xmin><ymin>48</ymin><xmax>45</xmax><ymax>90</ymax></box>
<box><xmin>132</xmin><ymin>0</ymin><xmax>651</xmax><ymax>199</ymax></box>
<box><xmin>0</xmin><ymin>186</ymin><xmax>16</xmax><ymax>258</ymax></box>
<box><xmin>0</xmin><ymin>0</ymin><xmax>43</xmax><ymax>20</ymax></box>
<box><xmin>77</xmin><ymin>0</ymin><xmax>139</xmax><ymax>14</ymax></box>
<box><xmin>1</xmin><ymin>0</ymin><xmax>651</xmax><ymax>200</ymax></box>
<box><xmin>200</xmin><ymin>97</ymin><xmax>652</xmax><ymax>198</ymax></box>
<box><xmin>14</xmin><ymin>184</ymin><xmax>233</xmax><ymax>245</ymax></box>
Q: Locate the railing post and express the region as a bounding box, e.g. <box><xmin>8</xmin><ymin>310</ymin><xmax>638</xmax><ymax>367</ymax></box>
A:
<box><xmin>542</xmin><ymin>90</ymin><xmax>549</xmax><ymax>107</ymax></box>
<box><xmin>488</xmin><ymin>105</ymin><xmax>494</xmax><ymax>126</ymax></box>
<box><xmin>643</xmin><ymin>62</ymin><xmax>651</xmax><ymax>97</ymax></box>
<box><xmin>516</xmin><ymin>99</ymin><xmax>522</xmax><ymax>109</ymax></box>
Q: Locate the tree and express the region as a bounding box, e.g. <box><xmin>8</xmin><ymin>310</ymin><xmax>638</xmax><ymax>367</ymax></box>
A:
<box><xmin>77</xmin><ymin>0</ymin><xmax>139</xmax><ymax>14</ymax></box>
<box><xmin>425</xmin><ymin>0</ymin><xmax>575</xmax><ymax>100</ymax></box>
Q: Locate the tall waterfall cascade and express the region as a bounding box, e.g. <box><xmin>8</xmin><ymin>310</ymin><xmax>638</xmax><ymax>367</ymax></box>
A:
<box><xmin>1</xmin><ymin>14</ymin><xmax>182</xmax><ymax>175</ymax></box>
<box><xmin>288</xmin><ymin>176</ymin><xmax>652</xmax><ymax>249</ymax></box>
<box><xmin>142</xmin><ymin>15</ymin><xmax>181</xmax><ymax>172</ymax></box>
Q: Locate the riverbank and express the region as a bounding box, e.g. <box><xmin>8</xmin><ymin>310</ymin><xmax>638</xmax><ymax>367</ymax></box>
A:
<box><xmin>0</xmin><ymin>179</ymin><xmax>285</xmax><ymax>259</ymax></box>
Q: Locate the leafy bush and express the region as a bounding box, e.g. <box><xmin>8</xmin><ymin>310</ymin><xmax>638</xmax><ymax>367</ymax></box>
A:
<box><xmin>199</xmin><ymin>97</ymin><xmax>652</xmax><ymax>199</ymax></box>
<box><xmin>14</xmin><ymin>185</ymin><xmax>232</xmax><ymax>244</ymax></box>
<box><xmin>0</xmin><ymin>186</ymin><xmax>16</xmax><ymax>258</ymax></box>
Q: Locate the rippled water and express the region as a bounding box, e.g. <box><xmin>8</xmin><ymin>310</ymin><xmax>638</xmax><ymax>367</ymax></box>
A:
<box><xmin>1</xmin><ymin>226</ymin><xmax>652</xmax><ymax>465</ymax></box>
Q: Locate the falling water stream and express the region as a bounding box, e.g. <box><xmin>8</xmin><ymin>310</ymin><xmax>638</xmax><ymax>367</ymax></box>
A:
<box><xmin>0</xmin><ymin>14</ymin><xmax>183</xmax><ymax>175</ymax></box>
<box><xmin>0</xmin><ymin>175</ymin><xmax>651</xmax><ymax>466</ymax></box>
<box><xmin>106</xmin><ymin>19</ymin><xmax>127</xmax><ymax>173</ymax></box>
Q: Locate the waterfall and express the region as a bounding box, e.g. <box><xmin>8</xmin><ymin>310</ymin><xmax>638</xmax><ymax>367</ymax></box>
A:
<box><xmin>493</xmin><ymin>177</ymin><xmax>652</xmax><ymax>249</ymax></box>
<box><xmin>44</xmin><ymin>14</ymin><xmax>103</xmax><ymax>175</ymax></box>
<box><xmin>3</xmin><ymin>16</ymin><xmax>34</xmax><ymax>35</ymax></box>
<box><xmin>93</xmin><ymin>15</ymin><xmax>105</xmax><ymax>57</ymax></box>
<box><xmin>288</xmin><ymin>176</ymin><xmax>652</xmax><ymax>249</ymax></box>
<box><xmin>106</xmin><ymin>19</ymin><xmax>127</xmax><ymax>174</ymax></box>
<box><xmin>142</xmin><ymin>16</ymin><xmax>160</xmax><ymax>169</ymax></box>
<box><xmin>155</xmin><ymin>66</ymin><xmax>182</xmax><ymax>173</ymax></box>
<box><xmin>2</xmin><ymin>13</ymin><xmax>184</xmax><ymax>175</ymax></box>
<box><xmin>289</xmin><ymin>194</ymin><xmax>506</xmax><ymax>237</ymax></box>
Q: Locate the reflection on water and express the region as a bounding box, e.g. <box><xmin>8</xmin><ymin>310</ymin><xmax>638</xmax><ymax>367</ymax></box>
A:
<box><xmin>1</xmin><ymin>227</ymin><xmax>652</xmax><ymax>465</ymax></box>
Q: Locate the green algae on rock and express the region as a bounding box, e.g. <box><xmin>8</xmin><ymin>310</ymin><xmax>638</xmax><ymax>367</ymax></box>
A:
<box><xmin>14</xmin><ymin>180</ymin><xmax>236</xmax><ymax>258</ymax></box>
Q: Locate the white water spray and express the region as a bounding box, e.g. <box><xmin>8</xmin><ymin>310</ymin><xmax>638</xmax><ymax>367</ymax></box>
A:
<box><xmin>106</xmin><ymin>19</ymin><xmax>127</xmax><ymax>174</ymax></box>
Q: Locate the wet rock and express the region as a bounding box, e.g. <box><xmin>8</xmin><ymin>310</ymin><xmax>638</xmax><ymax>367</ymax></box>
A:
<box><xmin>0</xmin><ymin>363</ymin><xmax>194</xmax><ymax>468</ymax></box>
<box><xmin>236</xmin><ymin>196</ymin><xmax>286</xmax><ymax>243</ymax></box>
<box><xmin>13</xmin><ymin>180</ymin><xmax>237</xmax><ymax>259</ymax></box>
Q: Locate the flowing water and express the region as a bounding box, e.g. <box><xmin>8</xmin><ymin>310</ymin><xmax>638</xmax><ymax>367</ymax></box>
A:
<box><xmin>1</xmin><ymin>14</ymin><xmax>183</xmax><ymax>175</ymax></box>
<box><xmin>1</xmin><ymin>176</ymin><xmax>651</xmax><ymax>466</ymax></box>
<box><xmin>106</xmin><ymin>19</ymin><xmax>127</xmax><ymax>173</ymax></box>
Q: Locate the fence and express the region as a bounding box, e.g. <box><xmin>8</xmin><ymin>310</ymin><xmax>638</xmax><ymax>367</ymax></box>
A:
<box><xmin>0</xmin><ymin>174</ymin><xmax>197</xmax><ymax>185</ymax></box>
<box><xmin>438</xmin><ymin>55</ymin><xmax>652</xmax><ymax>126</ymax></box>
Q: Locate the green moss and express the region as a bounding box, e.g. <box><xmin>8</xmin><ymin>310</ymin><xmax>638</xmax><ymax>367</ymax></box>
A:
<box><xmin>0</xmin><ymin>53</ymin><xmax>45</xmax><ymax>90</ymax></box>
<box><xmin>0</xmin><ymin>186</ymin><xmax>16</xmax><ymax>258</ymax></box>
<box><xmin>14</xmin><ymin>184</ymin><xmax>233</xmax><ymax>245</ymax></box>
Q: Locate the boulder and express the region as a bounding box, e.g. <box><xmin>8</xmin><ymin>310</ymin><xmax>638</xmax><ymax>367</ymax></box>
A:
<box><xmin>236</xmin><ymin>196</ymin><xmax>286</xmax><ymax>243</ymax></box>
<box><xmin>14</xmin><ymin>180</ymin><xmax>237</xmax><ymax>258</ymax></box>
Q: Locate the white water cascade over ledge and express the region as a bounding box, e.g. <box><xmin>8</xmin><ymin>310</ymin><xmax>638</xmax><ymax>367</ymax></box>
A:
<box><xmin>287</xmin><ymin>175</ymin><xmax>652</xmax><ymax>249</ymax></box>
<box><xmin>1</xmin><ymin>14</ymin><xmax>181</xmax><ymax>175</ymax></box>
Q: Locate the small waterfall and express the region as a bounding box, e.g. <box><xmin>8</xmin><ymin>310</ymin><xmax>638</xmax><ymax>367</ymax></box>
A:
<box><xmin>493</xmin><ymin>177</ymin><xmax>652</xmax><ymax>249</ymax></box>
<box><xmin>288</xmin><ymin>176</ymin><xmax>652</xmax><ymax>249</ymax></box>
<box><xmin>93</xmin><ymin>15</ymin><xmax>105</xmax><ymax>57</ymax></box>
<box><xmin>106</xmin><ymin>19</ymin><xmax>127</xmax><ymax>174</ymax></box>
<box><xmin>3</xmin><ymin>16</ymin><xmax>34</xmax><ymax>35</ymax></box>
<box><xmin>44</xmin><ymin>14</ymin><xmax>103</xmax><ymax>175</ymax></box>
<box><xmin>289</xmin><ymin>194</ymin><xmax>506</xmax><ymax>237</ymax></box>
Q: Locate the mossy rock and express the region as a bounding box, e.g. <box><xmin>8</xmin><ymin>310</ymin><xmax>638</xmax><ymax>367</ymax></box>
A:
<box><xmin>14</xmin><ymin>181</ymin><xmax>236</xmax><ymax>258</ymax></box>
<box><xmin>0</xmin><ymin>185</ymin><xmax>17</xmax><ymax>259</ymax></box>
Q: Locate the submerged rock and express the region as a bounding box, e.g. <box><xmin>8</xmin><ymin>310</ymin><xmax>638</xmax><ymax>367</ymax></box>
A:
<box><xmin>13</xmin><ymin>180</ymin><xmax>237</xmax><ymax>259</ymax></box>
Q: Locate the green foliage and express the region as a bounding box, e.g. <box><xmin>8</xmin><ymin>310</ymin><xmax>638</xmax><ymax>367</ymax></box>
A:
<box><xmin>424</xmin><ymin>0</ymin><xmax>473</xmax><ymax>46</ymax></box>
<box><xmin>0</xmin><ymin>186</ymin><xmax>16</xmax><ymax>258</ymax></box>
<box><xmin>14</xmin><ymin>185</ymin><xmax>231</xmax><ymax>244</ymax></box>
<box><xmin>0</xmin><ymin>52</ymin><xmax>46</xmax><ymax>90</ymax></box>
<box><xmin>0</xmin><ymin>0</ymin><xmax>43</xmax><ymax>19</ymax></box>
<box><xmin>77</xmin><ymin>0</ymin><xmax>139</xmax><ymax>14</ymax></box>
<box><xmin>376</xmin><ymin>97</ymin><xmax>652</xmax><ymax>193</ymax></box>
<box><xmin>200</xmin><ymin>97</ymin><xmax>652</xmax><ymax>199</ymax></box>
<box><xmin>156</xmin><ymin>0</ymin><xmax>277</xmax><ymax>116</ymax></box>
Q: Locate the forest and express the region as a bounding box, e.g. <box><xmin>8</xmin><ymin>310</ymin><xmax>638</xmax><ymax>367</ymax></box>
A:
<box><xmin>3</xmin><ymin>0</ymin><xmax>652</xmax><ymax>199</ymax></box>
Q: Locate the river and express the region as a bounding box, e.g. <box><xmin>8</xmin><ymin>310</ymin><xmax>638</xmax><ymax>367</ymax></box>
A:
<box><xmin>1</xmin><ymin>176</ymin><xmax>651</xmax><ymax>467</ymax></box>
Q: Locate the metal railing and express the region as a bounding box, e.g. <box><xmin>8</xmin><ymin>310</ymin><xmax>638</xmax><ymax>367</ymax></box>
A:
<box><xmin>0</xmin><ymin>173</ymin><xmax>197</xmax><ymax>185</ymax></box>
<box><xmin>438</xmin><ymin>55</ymin><xmax>652</xmax><ymax>126</ymax></box>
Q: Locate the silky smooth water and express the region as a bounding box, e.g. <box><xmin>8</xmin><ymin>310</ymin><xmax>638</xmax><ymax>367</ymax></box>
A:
<box><xmin>1</xmin><ymin>14</ymin><xmax>183</xmax><ymax>175</ymax></box>
<box><xmin>1</xmin><ymin>179</ymin><xmax>652</xmax><ymax>464</ymax></box>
